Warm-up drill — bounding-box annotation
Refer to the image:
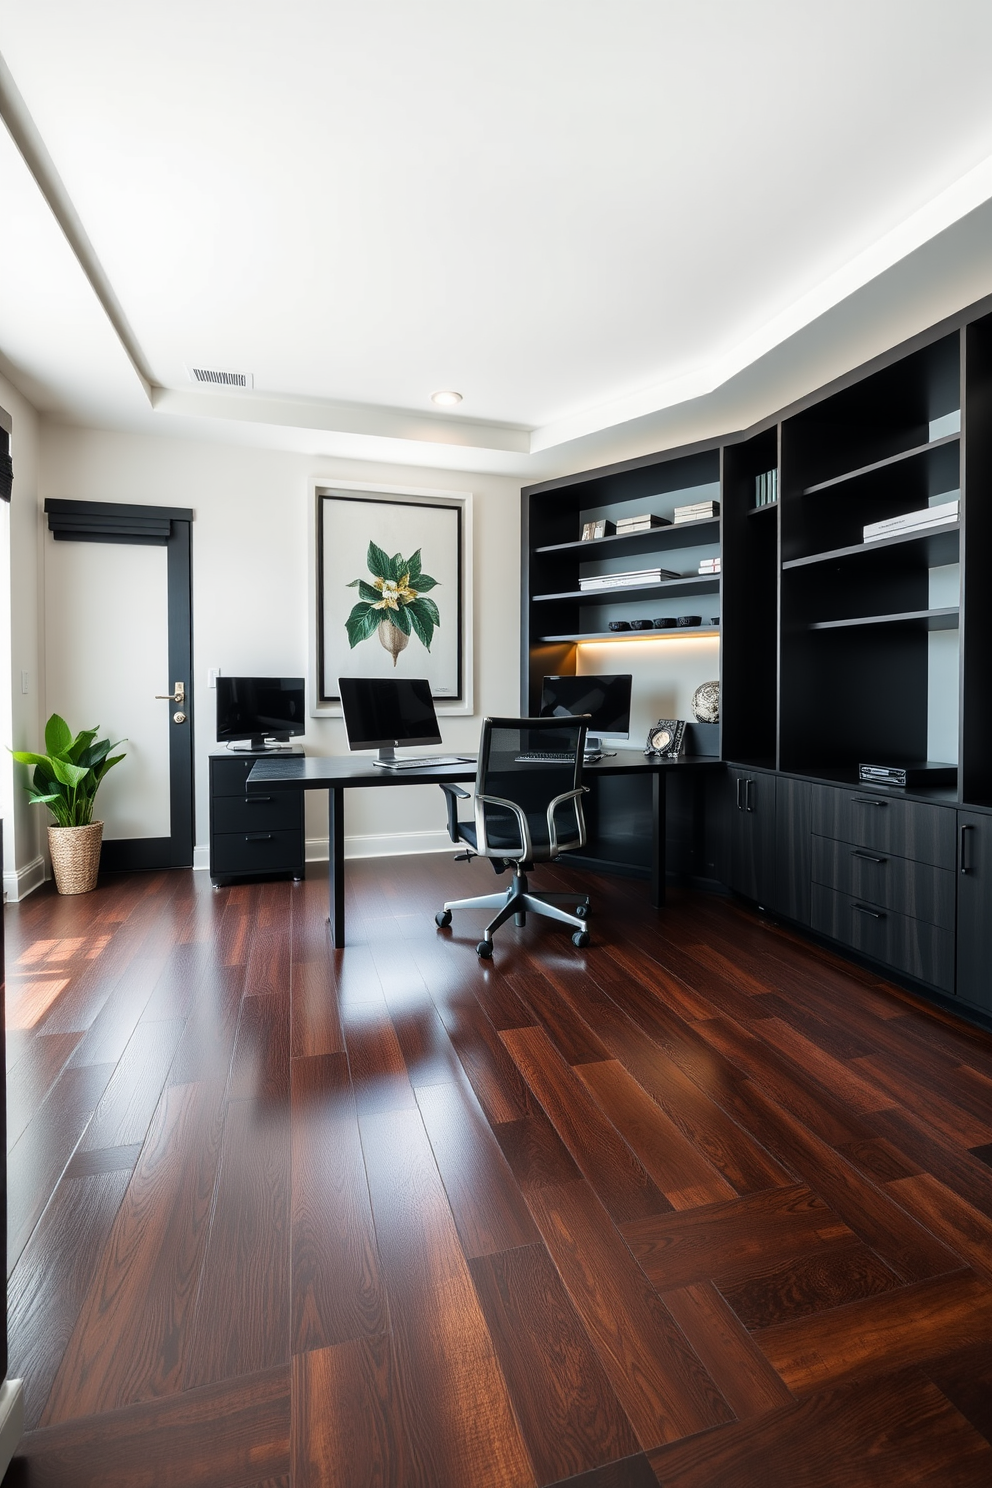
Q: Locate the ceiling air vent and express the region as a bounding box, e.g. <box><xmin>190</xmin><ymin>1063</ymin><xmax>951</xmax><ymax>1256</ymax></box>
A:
<box><xmin>185</xmin><ymin>365</ymin><xmax>254</xmax><ymax>389</ymax></box>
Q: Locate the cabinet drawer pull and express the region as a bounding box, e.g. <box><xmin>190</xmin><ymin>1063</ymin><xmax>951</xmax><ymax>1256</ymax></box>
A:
<box><xmin>852</xmin><ymin>902</ymin><xmax>884</xmax><ymax>919</ymax></box>
<box><xmin>853</xmin><ymin>797</ymin><xmax>887</xmax><ymax>807</ymax></box>
<box><xmin>960</xmin><ymin>822</ymin><xmax>973</xmax><ymax>874</ymax></box>
<box><xmin>244</xmin><ymin>796</ymin><xmax>273</xmax><ymax>803</ymax></box>
<box><xmin>745</xmin><ymin>778</ymin><xmax>755</xmax><ymax>812</ymax></box>
<box><xmin>736</xmin><ymin>777</ymin><xmax>744</xmax><ymax>810</ymax></box>
<box><xmin>244</xmin><ymin>833</ymin><xmax>274</xmax><ymax>842</ymax></box>
<box><xmin>852</xmin><ymin>849</ymin><xmax>886</xmax><ymax>864</ymax></box>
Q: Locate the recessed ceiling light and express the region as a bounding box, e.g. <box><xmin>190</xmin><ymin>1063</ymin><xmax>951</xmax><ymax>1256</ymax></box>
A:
<box><xmin>431</xmin><ymin>390</ymin><xmax>463</xmax><ymax>407</ymax></box>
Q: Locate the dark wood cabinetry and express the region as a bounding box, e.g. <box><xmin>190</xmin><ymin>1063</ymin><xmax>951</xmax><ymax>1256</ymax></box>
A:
<box><xmin>956</xmin><ymin>809</ymin><xmax>992</xmax><ymax>1014</ymax></box>
<box><xmin>727</xmin><ymin>768</ymin><xmax>776</xmax><ymax>906</ymax></box>
<box><xmin>209</xmin><ymin>751</ymin><xmax>305</xmax><ymax>885</ymax></box>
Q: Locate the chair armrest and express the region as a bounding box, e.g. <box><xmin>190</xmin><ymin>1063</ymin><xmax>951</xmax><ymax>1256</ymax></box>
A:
<box><xmin>474</xmin><ymin>792</ymin><xmax>532</xmax><ymax>860</ymax></box>
<box><xmin>437</xmin><ymin>782</ymin><xmax>471</xmax><ymax>842</ymax></box>
<box><xmin>546</xmin><ymin>786</ymin><xmax>589</xmax><ymax>855</ymax></box>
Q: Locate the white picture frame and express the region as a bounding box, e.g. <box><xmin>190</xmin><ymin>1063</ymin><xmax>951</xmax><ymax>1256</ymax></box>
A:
<box><xmin>309</xmin><ymin>480</ymin><xmax>474</xmax><ymax>716</ymax></box>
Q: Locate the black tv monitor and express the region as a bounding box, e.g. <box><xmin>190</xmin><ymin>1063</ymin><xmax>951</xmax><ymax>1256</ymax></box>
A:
<box><xmin>338</xmin><ymin>676</ymin><xmax>442</xmax><ymax>762</ymax></box>
<box><xmin>540</xmin><ymin>673</ymin><xmax>633</xmax><ymax>750</ymax></box>
<box><xmin>216</xmin><ymin>676</ymin><xmax>306</xmax><ymax>750</ymax></box>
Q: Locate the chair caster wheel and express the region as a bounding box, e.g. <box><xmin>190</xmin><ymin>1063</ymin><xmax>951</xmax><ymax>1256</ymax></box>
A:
<box><xmin>477</xmin><ymin>939</ymin><xmax>493</xmax><ymax>959</ymax></box>
<box><xmin>435</xmin><ymin>910</ymin><xmax>452</xmax><ymax>928</ymax></box>
<box><xmin>574</xmin><ymin>903</ymin><xmax>589</xmax><ymax>920</ymax></box>
<box><xmin>572</xmin><ymin>930</ymin><xmax>590</xmax><ymax>948</ymax></box>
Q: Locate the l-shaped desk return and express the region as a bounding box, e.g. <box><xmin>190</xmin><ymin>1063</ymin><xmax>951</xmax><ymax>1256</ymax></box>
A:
<box><xmin>247</xmin><ymin>752</ymin><xmax>722</xmax><ymax>947</ymax></box>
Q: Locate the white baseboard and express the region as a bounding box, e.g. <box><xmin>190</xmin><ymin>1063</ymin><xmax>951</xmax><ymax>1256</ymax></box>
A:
<box><xmin>3</xmin><ymin>854</ymin><xmax>47</xmax><ymax>902</ymax></box>
<box><xmin>308</xmin><ymin>830</ymin><xmax>453</xmax><ymax>861</ymax></box>
<box><xmin>0</xmin><ymin>1379</ymin><xmax>24</xmax><ymax>1478</ymax></box>
<box><xmin>193</xmin><ymin>844</ymin><xmax>210</xmax><ymax>871</ymax></box>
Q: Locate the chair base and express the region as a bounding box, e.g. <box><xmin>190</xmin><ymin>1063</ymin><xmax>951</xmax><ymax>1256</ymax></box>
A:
<box><xmin>441</xmin><ymin>865</ymin><xmax>590</xmax><ymax>945</ymax></box>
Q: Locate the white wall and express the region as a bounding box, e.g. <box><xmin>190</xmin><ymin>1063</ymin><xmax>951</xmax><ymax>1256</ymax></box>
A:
<box><xmin>38</xmin><ymin>426</ymin><xmax>521</xmax><ymax>862</ymax></box>
<box><xmin>0</xmin><ymin>370</ymin><xmax>45</xmax><ymax>899</ymax></box>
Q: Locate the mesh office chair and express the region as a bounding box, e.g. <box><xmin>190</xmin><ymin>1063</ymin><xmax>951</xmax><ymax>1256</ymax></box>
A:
<box><xmin>435</xmin><ymin>716</ymin><xmax>591</xmax><ymax>957</ymax></box>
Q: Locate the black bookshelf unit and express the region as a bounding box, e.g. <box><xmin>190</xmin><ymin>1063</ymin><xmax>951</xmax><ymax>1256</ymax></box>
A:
<box><xmin>521</xmin><ymin>287</ymin><xmax>992</xmax><ymax>1026</ymax></box>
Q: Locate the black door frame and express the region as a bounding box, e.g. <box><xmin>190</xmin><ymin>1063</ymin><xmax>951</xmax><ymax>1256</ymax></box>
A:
<box><xmin>44</xmin><ymin>499</ymin><xmax>194</xmax><ymax>870</ymax></box>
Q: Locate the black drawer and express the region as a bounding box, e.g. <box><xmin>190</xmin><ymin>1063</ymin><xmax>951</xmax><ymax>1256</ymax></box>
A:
<box><xmin>810</xmin><ymin>883</ymin><xmax>954</xmax><ymax>992</ymax></box>
<box><xmin>210</xmin><ymin>828</ymin><xmax>304</xmax><ymax>876</ymax></box>
<box><xmin>212</xmin><ymin>793</ymin><xmax>302</xmax><ymax>834</ymax></box>
<box><xmin>211</xmin><ymin>757</ymin><xmax>265</xmax><ymax>797</ymax></box>
<box><xmin>810</xmin><ymin>785</ymin><xmax>955</xmax><ymax>869</ymax></box>
<box><xmin>810</xmin><ymin>835</ymin><xmax>956</xmax><ymax>931</ymax></box>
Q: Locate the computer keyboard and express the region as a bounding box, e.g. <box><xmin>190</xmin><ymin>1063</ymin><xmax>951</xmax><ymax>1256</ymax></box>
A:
<box><xmin>372</xmin><ymin>754</ymin><xmax>475</xmax><ymax>770</ymax></box>
<box><xmin>515</xmin><ymin>752</ymin><xmax>602</xmax><ymax>763</ymax></box>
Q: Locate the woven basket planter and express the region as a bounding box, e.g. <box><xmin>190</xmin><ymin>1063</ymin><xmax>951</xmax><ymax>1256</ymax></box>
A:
<box><xmin>48</xmin><ymin>821</ymin><xmax>104</xmax><ymax>895</ymax></box>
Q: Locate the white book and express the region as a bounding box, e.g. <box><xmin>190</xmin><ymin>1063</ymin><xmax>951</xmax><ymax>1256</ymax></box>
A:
<box><xmin>863</xmin><ymin>501</ymin><xmax>958</xmax><ymax>542</ymax></box>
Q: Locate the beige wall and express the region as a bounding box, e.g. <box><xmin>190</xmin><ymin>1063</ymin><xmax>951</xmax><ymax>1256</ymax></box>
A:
<box><xmin>38</xmin><ymin>426</ymin><xmax>521</xmax><ymax>862</ymax></box>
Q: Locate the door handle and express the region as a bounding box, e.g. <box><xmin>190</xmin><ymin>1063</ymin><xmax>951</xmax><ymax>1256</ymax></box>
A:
<box><xmin>745</xmin><ymin>778</ymin><xmax>755</xmax><ymax>812</ymax></box>
<box><xmin>852</xmin><ymin>902</ymin><xmax>885</xmax><ymax>919</ymax></box>
<box><xmin>852</xmin><ymin>850</ymin><xmax>886</xmax><ymax>864</ymax></box>
<box><xmin>736</xmin><ymin>777</ymin><xmax>744</xmax><ymax>810</ymax></box>
<box><xmin>156</xmin><ymin>681</ymin><xmax>186</xmax><ymax>704</ymax></box>
<box><xmin>960</xmin><ymin>822</ymin><xmax>973</xmax><ymax>874</ymax></box>
<box><xmin>853</xmin><ymin>796</ymin><xmax>887</xmax><ymax>807</ymax></box>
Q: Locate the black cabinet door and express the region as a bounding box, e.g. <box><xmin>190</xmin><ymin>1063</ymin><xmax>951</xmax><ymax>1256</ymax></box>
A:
<box><xmin>729</xmin><ymin>769</ymin><xmax>777</xmax><ymax>905</ymax></box>
<box><xmin>957</xmin><ymin>810</ymin><xmax>992</xmax><ymax>1013</ymax></box>
<box><xmin>774</xmin><ymin>776</ymin><xmax>811</xmax><ymax>924</ymax></box>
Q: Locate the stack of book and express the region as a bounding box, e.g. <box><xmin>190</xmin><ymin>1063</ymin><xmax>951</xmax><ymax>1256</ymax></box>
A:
<box><xmin>754</xmin><ymin>470</ymin><xmax>778</xmax><ymax>507</ymax></box>
<box><xmin>698</xmin><ymin>556</ymin><xmax>721</xmax><ymax>576</ymax></box>
<box><xmin>578</xmin><ymin>566</ymin><xmax>678</xmax><ymax>591</ymax></box>
<box><xmin>863</xmin><ymin>498</ymin><xmax>958</xmax><ymax>543</ymax></box>
<box><xmin>615</xmin><ymin>513</ymin><xmax>670</xmax><ymax>535</ymax></box>
<box><xmin>674</xmin><ymin>500</ymin><xmax>719</xmax><ymax>524</ymax></box>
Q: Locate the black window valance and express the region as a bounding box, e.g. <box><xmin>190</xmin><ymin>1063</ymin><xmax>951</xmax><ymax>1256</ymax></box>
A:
<box><xmin>0</xmin><ymin>435</ymin><xmax>11</xmax><ymax>502</ymax></box>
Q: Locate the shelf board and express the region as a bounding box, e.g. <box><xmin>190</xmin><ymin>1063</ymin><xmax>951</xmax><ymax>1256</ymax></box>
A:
<box><xmin>539</xmin><ymin>625</ymin><xmax>720</xmax><ymax>643</ymax></box>
<box><xmin>534</xmin><ymin>516</ymin><xmax>720</xmax><ymax>557</ymax></box>
<box><xmin>801</xmin><ymin>432</ymin><xmax>960</xmax><ymax>497</ymax></box>
<box><xmin>783</xmin><ymin>522</ymin><xmax>959</xmax><ymax>572</ymax></box>
<box><xmin>533</xmin><ymin>575</ymin><xmax>721</xmax><ymax>603</ymax></box>
<box><xmin>747</xmin><ymin>503</ymin><xmax>778</xmax><ymax>516</ymax></box>
<box><xmin>809</xmin><ymin>607</ymin><xmax>959</xmax><ymax>633</ymax></box>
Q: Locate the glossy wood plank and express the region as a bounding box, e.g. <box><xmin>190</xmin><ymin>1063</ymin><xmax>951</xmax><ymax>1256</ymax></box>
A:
<box><xmin>834</xmin><ymin>1135</ymin><xmax>922</xmax><ymax>1185</ymax></box>
<box><xmin>750</xmin><ymin>1015</ymin><xmax>894</xmax><ymax>1115</ymax></box>
<box><xmin>431</xmin><ymin>986</ymin><xmax>536</xmax><ymax>1125</ymax></box>
<box><xmin>293</xmin><ymin>1334</ymin><xmax>411</xmax><ymax>1488</ymax></box>
<box><xmin>854</xmin><ymin>1051</ymin><xmax>992</xmax><ymax>1148</ymax></box>
<box><xmin>541</xmin><ymin>1458</ymin><xmax>659</xmax><ymax>1488</ymax></box>
<box><xmin>290</xmin><ymin>1053</ymin><xmax>388</xmax><ymax>1353</ymax></box>
<box><xmin>926</xmin><ymin>1340</ymin><xmax>992</xmax><ymax>1447</ymax></box>
<box><xmin>887</xmin><ymin>1172</ymin><xmax>992</xmax><ymax>1284</ymax></box>
<box><xmin>166</xmin><ymin>963</ymin><xmax>245</xmax><ymax>1088</ymax></box>
<box><xmin>13</xmin><ymin>1363</ymin><xmax>290</xmax><ymax>1488</ymax></box>
<box><xmin>718</xmin><ymin>1238</ymin><xmax>901</xmax><ymax>1330</ymax></box>
<box><xmin>229</xmin><ymin>991</ymin><xmax>290</xmax><ymax>1104</ymax></box>
<box><xmin>468</xmin><ymin>1242</ymin><xmax>640</xmax><ymax>1483</ymax></box>
<box><xmin>6</xmin><ymin>1031</ymin><xmax>82</xmax><ymax>1149</ymax></box>
<box><xmin>360</xmin><ymin>1106</ymin><xmax>536</xmax><ymax>1487</ymax></box>
<box><xmin>416</xmin><ymin>1077</ymin><xmax>539</xmax><ymax>1258</ymax></box>
<box><xmin>647</xmin><ymin>1367</ymin><xmax>992</xmax><ymax>1488</ymax></box>
<box><xmin>42</xmin><ymin>1079</ymin><xmax>225</xmax><ymax>1422</ymax></box>
<box><xmin>501</xmin><ymin>1026</ymin><xmax>670</xmax><ymax>1225</ymax></box>
<box><xmin>524</xmin><ymin>1179</ymin><xmax>733</xmax><ymax>1450</ymax></box>
<box><xmin>80</xmin><ymin>1017</ymin><xmax>185</xmax><ymax>1151</ymax></box>
<box><xmin>868</xmin><ymin>1104</ymin><xmax>992</xmax><ymax>1223</ymax></box>
<box><xmin>662</xmin><ymin>1281</ymin><xmax>794</xmax><ymax>1419</ymax></box>
<box><xmin>503</xmin><ymin>965</ymin><xmax>610</xmax><ymax>1064</ymax></box>
<box><xmin>753</xmin><ymin>1271</ymin><xmax>992</xmax><ymax>1394</ymax></box>
<box><xmin>183</xmin><ymin>1096</ymin><xmax>291</xmax><ymax>1387</ymax></box>
<box><xmin>289</xmin><ymin>958</ymin><xmax>344</xmax><ymax>1058</ymax></box>
<box><xmin>493</xmin><ymin>1111</ymin><xmax>585</xmax><ymax>1191</ymax></box>
<box><xmin>576</xmin><ymin>1059</ymin><xmax>736</xmax><ymax>1210</ymax></box>
<box><xmin>622</xmin><ymin>1184</ymin><xmax>851</xmax><ymax>1293</ymax></box>
<box><xmin>342</xmin><ymin>1001</ymin><xmax>418</xmax><ymax>1115</ymax></box>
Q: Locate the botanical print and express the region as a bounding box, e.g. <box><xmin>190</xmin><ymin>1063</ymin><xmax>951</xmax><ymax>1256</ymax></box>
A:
<box><xmin>345</xmin><ymin>540</ymin><xmax>441</xmax><ymax>666</ymax></box>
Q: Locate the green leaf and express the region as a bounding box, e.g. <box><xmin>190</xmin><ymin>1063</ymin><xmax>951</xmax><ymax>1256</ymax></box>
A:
<box><xmin>44</xmin><ymin>714</ymin><xmax>73</xmax><ymax>758</ymax></box>
<box><xmin>67</xmin><ymin>729</ymin><xmax>99</xmax><ymax>763</ymax></box>
<box><xmin>366</xmin><ymin>541</ymin><xmax>391</xmax><ymax>580</ymax></box>
<box><xmin>10</xmin><ymin>750</ymin><xmax>53</xmax><ymax>769</ymax></box>
<box><xmin>345</xmin><ymin>602</ymin><xmax>380</xmax><ymax>648</ymax></box>
<box><xmin>389</xmin><ymin>552</ymin><xmax>405</xmax><ymax>581</ymax></box>
<box><xmin>412</xmin><ymin>573</ymin><xmax>438</xmax><ymax>593</ymax></box>
<box><xmin>407</xmin><ymin>603</ymin><xmax>434</xmax><ymax>650</ymax></box>
<box><xmin>389</xmin><ymin>604</ymin><xmax>411</xmax><ymax>636</ymax></box>
<box><xmin>50</xmin><ymin>758</ymin><xmax>89</xmax><ymax>789</ymax></box>
<box><xmin>346</xmin><ymin>578</ymin><xmax>360</xmax><ymax>587</ymax></box>
<box><xmin>76</xmin><ymin>739</ymin><xmax>111</xmax><ymax>770</ymax></box>
<box><xmin>416</xmin><ymin>595</ymin><xmax>440</xmax><ymax>626</ymax></box>
<box><xmin>406</xmin><ymin>548</ymin><xmax>422</xmax><ymax>580</ymax></box>
<box><xmin>26</xmin><ymin>790</ymin><xmax>63</xmax><ymax>806</ymax></box>
<box><xmin>358</xmin><ymin>579</ymin><xmax>381</xmax><ymax>603</ymax></box>
<box><xmin>94</xmin><ymin>752</ymin><xmax>126</xmax><ymax>782</ymax></box>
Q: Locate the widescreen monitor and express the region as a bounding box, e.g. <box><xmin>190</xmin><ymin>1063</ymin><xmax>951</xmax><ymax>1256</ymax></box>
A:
<box><xmin>540</xmin><ymin>673</ymin><xmax>632</xmax><ymax>750</ymax></box>
<box><xmin>338</xmin><ymin>676</ymin><xmax>442</xmax><ymax>761</ymax></box>
<box><xmin>216</xmin><ymin>676</ymin><xmax>306</xmax><ymax>750</ymax></box>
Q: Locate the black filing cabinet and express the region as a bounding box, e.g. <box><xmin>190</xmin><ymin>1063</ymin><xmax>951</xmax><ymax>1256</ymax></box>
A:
<box><xmin>209</xmin><ymin>749</ymin><xmax>305</xmax><ymax>885</ymax></box>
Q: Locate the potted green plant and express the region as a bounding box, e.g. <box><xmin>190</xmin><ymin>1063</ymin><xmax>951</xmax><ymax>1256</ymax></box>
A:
<box><xmin>11</xmin><ymin>714</ymin><xmax>126</xmax><ymax>894</ymax></box>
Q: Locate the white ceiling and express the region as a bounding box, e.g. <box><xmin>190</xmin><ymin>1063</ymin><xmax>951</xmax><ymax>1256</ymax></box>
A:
<box><xmin>3</xmin><ymin>0</ymin><xmax>992</xmax><ymax>478</ymax></box>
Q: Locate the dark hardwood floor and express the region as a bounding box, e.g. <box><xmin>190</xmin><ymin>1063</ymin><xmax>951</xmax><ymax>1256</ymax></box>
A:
<box><xmin>3</xmin><ymin>853</ymin><xmax>992</xmax><ymax>1486</ymax></box>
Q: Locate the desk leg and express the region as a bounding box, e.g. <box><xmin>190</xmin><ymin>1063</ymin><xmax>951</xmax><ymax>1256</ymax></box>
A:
<box><xmin>651</xmin><ymin>772</ymin><xmax>666</xmax><ymax>908</ymax></box>
<box><xmin>328</xmin><ymin>786</ymin><xmax>345</xmax><ymax>946</ymax></box>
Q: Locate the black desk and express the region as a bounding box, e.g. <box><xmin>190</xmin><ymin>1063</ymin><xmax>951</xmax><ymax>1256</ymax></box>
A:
<box><xmin>247</xmin><ymin>752</ymin><xmax>721</xmax><ymax>947</ymax></box>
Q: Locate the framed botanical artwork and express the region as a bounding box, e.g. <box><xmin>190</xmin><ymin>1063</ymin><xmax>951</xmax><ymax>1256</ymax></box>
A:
<box><xmin>311</xmin><ymin>483</ymin><xmax>473</xmax><ymax>714</ymax></box>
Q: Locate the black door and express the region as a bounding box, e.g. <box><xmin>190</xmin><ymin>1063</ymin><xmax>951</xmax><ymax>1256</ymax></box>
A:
<box><xmin>44</xmin><ymin>500</ymin><xmax>194</xmax><ymax>870</ymax></box>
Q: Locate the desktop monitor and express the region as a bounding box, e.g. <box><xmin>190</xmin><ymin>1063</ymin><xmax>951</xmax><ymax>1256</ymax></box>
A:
<box><xmin>216</xmin><ymin>676</ymin><xmax>305</xmax><ymax>750</ymax></box>
<box><xmin>540</xmin><ymin>673</ymin><xmax>632</xmax><ymax>750</ymax></box>
<box><xmin>338</xmin><ymin>676</ymin><xmax>442</xmax><ymax>761</ymax></box>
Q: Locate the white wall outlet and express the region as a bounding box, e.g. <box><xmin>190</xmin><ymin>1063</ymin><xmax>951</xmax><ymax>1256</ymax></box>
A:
<box><xmin>208</xmin><ymin>667</ymin><xmax>221</xmax><ymax>688</ymax></box>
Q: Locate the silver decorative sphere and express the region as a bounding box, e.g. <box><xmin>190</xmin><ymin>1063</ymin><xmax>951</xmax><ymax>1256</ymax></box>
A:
<box><xmin>691</xmin><ymin>680</ymin><xmax>720</xmax><ymax>724</ymax></box>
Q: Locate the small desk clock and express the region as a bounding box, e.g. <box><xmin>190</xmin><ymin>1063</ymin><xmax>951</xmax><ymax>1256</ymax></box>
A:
<box><xmin>645</xmin><ymin>719</ymin><xmax>685</xmax><ymax>757</ymax></box>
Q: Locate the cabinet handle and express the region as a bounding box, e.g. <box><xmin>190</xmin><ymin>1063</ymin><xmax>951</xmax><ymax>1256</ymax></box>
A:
<box><xmin>745</xmin><ymin>779</ymin><xmax>755</xmax><ymax>812</ymax></box>
<box><xmin>960</xmin><ymin>822</ymin><xmax>973</xmax><ymax>874</ymax></box>
<box><xmin>245</xmin><ymin>796</ymin><xmax>273</xmax><ymax>804</ymax></box>
<box><xmin>244</xmin><ymin>833</ymin><xmax>274</xmax><ymax>842</ymax></box>
<box><xmin>853</xmin><ymin>796</ymin><xmax>887</xmax><ymax>807</ymax></box>
<box><xmin>736</xmin><ymin>777</ymin><xmax>744</xmax><ymax>810</ymax></box>
<box><xmin>851</xmin><ymin>850</ymin><xmax>886</xmax><ymax>864</ymax></box>
<box><xmin>852</xmin><ymin>902</ymin><xmax>885</xmax><ymax>919</ymax></box>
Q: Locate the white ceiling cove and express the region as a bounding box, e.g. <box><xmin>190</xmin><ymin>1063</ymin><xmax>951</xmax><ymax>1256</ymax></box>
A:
<box><xmin>3</xmin><ymin>1</ymin><xmax>992</xmax><ymax>477</ymax></box>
